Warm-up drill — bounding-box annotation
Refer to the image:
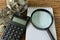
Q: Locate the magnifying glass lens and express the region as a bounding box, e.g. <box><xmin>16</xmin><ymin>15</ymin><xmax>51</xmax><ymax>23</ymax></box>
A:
<box><xmin>31</xmin><ymin>9</ymin><xmax>55</xmax><ymax>40</ymax></box>
<box><xmin>31</xmin><ymin>11</ymin><xmax>52</xmax><ymax>29</ymax></box>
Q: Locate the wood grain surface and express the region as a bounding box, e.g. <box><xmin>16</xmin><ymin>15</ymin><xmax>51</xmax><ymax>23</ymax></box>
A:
<box><xmin>0</xmin><ymin>0</ymin><xmax>7</xmax><ymax>10</ymax></box>
<box><xmin>0</xmin><ymin>0</ymin><xmax>60</xmax><ymax>40</ymax></box>
<box><xmin>28</xmin><ymin>0</ymin><xmax>60</xmax><ymax>40</ymax></box>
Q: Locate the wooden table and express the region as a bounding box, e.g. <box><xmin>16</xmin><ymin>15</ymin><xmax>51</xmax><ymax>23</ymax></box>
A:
<box><xmin>0</xmin><ymin>0</ymin><xmax>6</xmax><ymax>10</ymax></box>
<box><xmin>0</xmin><ymin>0</ymin><xmax>60</xmax><ymax>40</ymax></box>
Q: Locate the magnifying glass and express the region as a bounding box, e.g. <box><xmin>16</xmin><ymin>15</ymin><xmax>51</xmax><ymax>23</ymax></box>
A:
<box><xmin>31</xmin><ymin>9</ymin><xmax>55</xmax><ymax>40</ymax></box>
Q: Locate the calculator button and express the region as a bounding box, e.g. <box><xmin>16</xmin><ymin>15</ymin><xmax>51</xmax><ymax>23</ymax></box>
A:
<box><xmin>11</xmin><ymin>33</ymin><xmax>14</xmax><ymax>35</ymax></box>
<box><xmin>12</xmin><ymin>37</ymin><xmax>15</xmax><ymax>40</ymax></box>
<box><xmin>14</xmin><ymin>34</ymin><xmax>17</xmax><ymax>37</ymax></box>
<box><xmin>4</xmin><ymin>30</ymin><xmax>8</xmax><ymax>33</ymax></box>
<box><xmin>7</xmin><ymin>31</ymin><xmax>11</xmax><ymax>34</ymax></box>
<box><xmin>8</xmin><ymin>32</ymin><xmax>9</xmax><ymax>33</ymax></box>
<box><xmin>14</xmin><ymin>26</ymin><xmax>17</xmax><ymax>29</ymax></box>
<box><xmin>21</xmin><ymin>29</ymin><xmax>23</xmax><ymax>31</ymax></box>
<box><xmin>16</xmin><ymin>39</ymin><xmax>18</xmax><ymax>40</ymax></box>
<box><xmin>12</xmin><ymin>30</ymin><xmax>15</xmax><ymax>32</ymax></box>
<box><xmin>9</xmin><ymin>27</ymin><xmax>12</xmax><ymax>30</ymax></box>
<box><xmin>15</xmin><ymin>31</ymin><xmax>18</xmax><ymax>33</ymax></box>
<box><xmin>6</xmin><ymin>35</ymin><xmax>9</xmax><ymax>37</ymax></box>
<box><xmin>11</xmin><ymin>25</ymin><xmax>14</xmax><ymax>28</ymax></box>
<box><xmin>19</xmin><ymin>32</ymin><xmax>21</xmax><ymax>35</ymax></box>
<box><xmin>17</xmin><ymin>36</ymin><xmax>20</xmax><ymax>38</ymax></box>
<box><xmin>1</xmin><ymin>36</ymin><xmax>4</xmax><ymax>39</ymax></box>
<box><xmin>9</xmin><ymin>36</ymin><xmax>12</xmax><ymax>39</ymax></box>
<box><xmin>17</xmin><ymin>27</ymin><xmax>20</xmax><ymax>30</ymax></box>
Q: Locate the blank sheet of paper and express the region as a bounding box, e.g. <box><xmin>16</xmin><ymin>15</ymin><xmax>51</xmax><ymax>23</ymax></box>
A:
<box><xmin>26</xmin><ymin>7</ymin><xmax>57</xmax><ymax>40</ymax></box>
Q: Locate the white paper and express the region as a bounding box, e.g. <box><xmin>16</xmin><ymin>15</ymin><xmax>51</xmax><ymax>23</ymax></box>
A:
<box><xmin>26</xmin><ymin>7</ymin><xmax>57</xmax><ymax>40</ymax></box>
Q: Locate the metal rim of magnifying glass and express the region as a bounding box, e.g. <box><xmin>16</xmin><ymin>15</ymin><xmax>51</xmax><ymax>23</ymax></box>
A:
<box><xmin>31</xmin><ymin>9</ymin><xmax>53</xmax><ymax>30</ymax></box>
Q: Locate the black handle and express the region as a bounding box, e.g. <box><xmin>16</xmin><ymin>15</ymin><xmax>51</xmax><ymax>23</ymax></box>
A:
<box><xmin>47</xmin><ymin>29</ymin><xmax>55</xmax><ymax>40</ymax></box>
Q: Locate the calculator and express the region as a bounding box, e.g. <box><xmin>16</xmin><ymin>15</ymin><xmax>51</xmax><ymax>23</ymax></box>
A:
<box><xmin>1</xmin><ymin>13</ymin><xmax>30</xmax><ymax>40</ymax></box>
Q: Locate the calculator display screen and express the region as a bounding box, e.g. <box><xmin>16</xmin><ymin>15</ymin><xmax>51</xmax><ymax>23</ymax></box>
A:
<box><xmin>12</xmin><ymin>17</ymin><xmax>26</xmax><ymax>25</ymax></box>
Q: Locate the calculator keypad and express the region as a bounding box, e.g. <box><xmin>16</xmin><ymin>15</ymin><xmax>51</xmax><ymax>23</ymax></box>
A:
<box><xmin>1</xmin><ymin>23</ymin><xmax>25</xmax><ymax>40</ymax></box>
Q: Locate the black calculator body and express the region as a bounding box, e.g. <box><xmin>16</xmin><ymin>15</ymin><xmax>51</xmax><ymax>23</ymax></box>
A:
<box><xmin>1</xmin><ymin>13</ymin><xmax>30</xmax><ymax>40</ymax></box>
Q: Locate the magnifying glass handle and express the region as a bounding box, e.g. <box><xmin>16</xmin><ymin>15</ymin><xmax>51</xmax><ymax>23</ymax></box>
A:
<box><xmin>47</xmin><ymin>29</ymin><xmax>55</xmax><ymax>40</ymax></box>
